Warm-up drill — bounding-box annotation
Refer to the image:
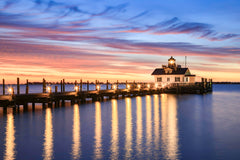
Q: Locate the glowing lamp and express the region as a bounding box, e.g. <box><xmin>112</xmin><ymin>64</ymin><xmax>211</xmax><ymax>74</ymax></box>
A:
<box><xmin>8</xmin><ymin>88</ymin><xmax>13</xmax><ymax>94</ymax></box>
<box><xmin>75</xmin><ymin>86</ymin><xmax>79</xmax><ymax>91</ymax></box>
<box><xmin>127</xmin><ymin>84</ymin><xmax>130</xmax><ymax>89</ymax></box>
<box><xmin>113</xmin><ymin>85</ymin><xmax>116</xmax><ymax>90</ymax></box>
<box><xmin>97</xmin><ymin>85</ymin><xmax>100</xmax><ymax>91</ymax></box>
<box><xmin>138</xmin><ymin>84</ymin><xmax>141</xmax><ymax>89</ymax></box>
<box><xmin>170</xmin><ymin>60</ymin><xmax>174</xmax><ymax>64</ymax></box>
<box><xmin>47</xmin><ymin>86</ymin><xmax>51</xmax><ymax>93</ymax></box>
<box><xmin>147</xmin><ymin>84</ymin><xmax>150</xmax><ymax>88</ymax></box>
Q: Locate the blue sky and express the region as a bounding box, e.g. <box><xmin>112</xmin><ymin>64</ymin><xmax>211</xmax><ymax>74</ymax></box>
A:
<box><xmin>0</xmin><ymin>0</ymin><xmax>240</xmax><ymax>82</ymax></box>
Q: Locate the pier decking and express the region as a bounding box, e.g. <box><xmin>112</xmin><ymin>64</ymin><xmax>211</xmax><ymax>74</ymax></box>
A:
<box><xmin>0</xmin><ymin>78</ymin><xmax>212</xmax><ymax>111</ymax></box>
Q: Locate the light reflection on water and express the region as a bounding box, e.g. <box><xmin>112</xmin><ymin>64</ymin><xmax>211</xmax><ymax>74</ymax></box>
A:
<box><xmin>153</xmin><ymin>94</ymin><xmax>160</xmax><ymax>157</ymax></box>
<box><xmin>1</xmin><ymin>85</ymin><xmax>240</xmax><ymax>159</ymax></box>
<box><xmin>43</xmin><ymin>108</ymin><xmax>54</xmax><ymax>160</ymax></box>
<box><xmin>72</xmin><ymin>104</ymin><xmax>81</xmax><ymax>160</ymax></box>
<box><xmin>4</xmin><ymin>113</ymin><xmax>16</xmax><ymax>160</ymax></box>
<box><xmin>94</xmin><ymin>102</ymin><xmax>102</xmax><ymax>159</ymax></box>
<box><xmin>0</xmin><ymin>94</ymin><xmax>180</xmax><ymax>160</ymax></box>
<box><xmin>136</xmin><ymin>96</ymin><xmax>143</xmax><ymax>158</ymax></box>
<box><xmin>125</xmin><ymin>98</ymin><xmax>132</xmax><ymax>158</ymax></box>
<box><xmin>110</xmin><ymin>99</ymin><xmax>119</xmax><ymax>159</ymax></box>
<box><xmin>146</xmin><ymin>95</ymin><xmax>152</xmax><ymax>155</ymax></box>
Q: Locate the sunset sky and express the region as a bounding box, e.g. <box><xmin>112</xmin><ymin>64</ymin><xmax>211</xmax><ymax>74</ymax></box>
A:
<box><xmin>0</xmin><ymin>0</ymin><xmax>240</xmax><ymax>83</ymax></box>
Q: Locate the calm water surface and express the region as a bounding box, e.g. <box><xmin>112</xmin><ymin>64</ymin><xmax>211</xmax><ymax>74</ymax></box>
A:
<box><xmin>0</xmin><ymin>84</ymin><xmax>240</xmax><ymax>159</ymax></box>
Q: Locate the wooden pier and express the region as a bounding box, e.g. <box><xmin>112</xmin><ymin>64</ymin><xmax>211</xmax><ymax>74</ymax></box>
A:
<box><xmin>0</xmin><ymin>78</ymin><xmax>212</xmax><ymax>112</ymax></box>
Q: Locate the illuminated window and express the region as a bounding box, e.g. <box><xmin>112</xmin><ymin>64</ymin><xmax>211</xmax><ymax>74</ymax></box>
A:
<box><xmin>175</xmin><ymin>77</ymin><xmax>180</xmax><ymax>82</ymax></box>
<box><xmin>157</xmin><ymin>77</ymin><xmax>162</xmax><ymax>82</ymax></box>
<box><xmin>167</xmin><ymin>78</ymin><xmax>170</xmax><ymax>82</ymax></box>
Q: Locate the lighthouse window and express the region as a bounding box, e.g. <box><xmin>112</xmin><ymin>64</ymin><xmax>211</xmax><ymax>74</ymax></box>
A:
<box><xmin>157</xmin><ymin>77</ymin><xmax>162</xmax><ymax>82</ymax></box>
<box><xmin>175</xmin><ymin>77</ymin><xmax>180</xmax><ymax>82</ymax></box>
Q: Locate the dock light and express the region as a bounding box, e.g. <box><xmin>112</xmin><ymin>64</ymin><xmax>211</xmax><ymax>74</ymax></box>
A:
<box><xmin>8</xmin><ymin>87</ymin><xmax>14</xmax><ymax>95</ymax></box>
<box><xmin>155</xmin><ymin>83</ymin><xmax>158</xmax><ymax>88</ymax></box>
<box><xmin>127</xmin><ymin>84</ymin><xmax>130</xmax><ymax>89</ymax></box>
<box><xmin>97</xmin><ymin>85</ymin><xmax>100</xmax><ymax>91</ymax></box>
<box><xmin>147</xmin><ymin>84</ymin><xmax>150</xmax><ymax>88</ymax></box>
<box><xmin>138</xmin><ymin>84</ymin><xmax>141</xmax><ymax>89</ymax></box>
<box><xmin>113</xmin><ymin>85</ymin><xmax>116</xmax><ymax>90</ymax></box>
<box><xmin>75</xmin><ymin>86</ymin><xmax>79</xmax><ymax>92</ymax></box>
<box><xmin>47</xmin><ymin>86</ymin><xmax>51</xmax><ymax>93</ymax></box>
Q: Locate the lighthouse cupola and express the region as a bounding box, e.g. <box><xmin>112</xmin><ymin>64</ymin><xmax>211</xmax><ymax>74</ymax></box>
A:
<box><xmin>168</xmin><ymin>56</ymin><xmax>176</xmax><ymax>68</ymax></box>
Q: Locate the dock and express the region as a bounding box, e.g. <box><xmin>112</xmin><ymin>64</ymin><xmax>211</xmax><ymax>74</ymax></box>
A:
<box><xmin>0</xmin><ymin>78</ymin><xmax>212</xmax><ymax>112</ymax></box>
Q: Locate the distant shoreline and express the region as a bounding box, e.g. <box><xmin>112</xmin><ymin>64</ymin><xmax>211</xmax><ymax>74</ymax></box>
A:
<box><xmin>213</xmin><ymin>82</ymin><xmax>240</xmax><ymax>84</ymax></box>
<box><xmin>1</xmin><ymin>82</ymin><xmax>240</xmax><ymax>85</ymax></box>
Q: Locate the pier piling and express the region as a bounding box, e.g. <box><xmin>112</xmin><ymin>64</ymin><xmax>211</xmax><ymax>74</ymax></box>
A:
<box><xmin>55</xmin><ymin>86</ymin><xmax>58</xmax><ymax>93</ymax></box>
<box><xmin>26</xmin><ymin>79</ymin><xmax>29</xmax><ymax>94</ymax></box>
<box><xmin>17</xmin><ymin>77</ymin><xmax>20</xmax><ymax>94</ymax></box>
<box><xmin>43</xmin><ymin>79</ymin><xmax>46</xmax><ymax>93</ymax></box>
<box><xmin>61</xmin><ymin>80</ymin><xmax>63</xmax><ymax>92</ymax></box>
<box><xmin>106</xmin><ymin>80</ymin><xmax>109</xmax><ymax>90</ymax></box>
<box><xmin>2</xmin><ymin>79</ymin><xmax>5</xmax><ymax>95</ymax></box>
<box><xmin>80</xmin><ymin>79</ymin><xmax>82</xmax><ymax>92</ymax></box>
<box><xmin>63</xmin><ymin>79</ymin><xmax>65</xmax><ymax>92</ymax></box>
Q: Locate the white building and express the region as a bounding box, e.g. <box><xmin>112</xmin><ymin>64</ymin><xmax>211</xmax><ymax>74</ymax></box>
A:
<box><xmin>152</xmin><ymin>56</ymin><xmax>197</xmax><ymax>86</ymax></box>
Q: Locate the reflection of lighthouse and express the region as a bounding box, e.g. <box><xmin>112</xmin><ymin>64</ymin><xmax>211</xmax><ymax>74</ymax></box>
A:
<box><xmin>4</xmin><ymin>113</ymin><xmax>16</xmax><ymax>160</ymax></box>
<box><xmin>161</xmin><ymin>94</ymin><xmax>179</xmax><ymax>160</ymax></box>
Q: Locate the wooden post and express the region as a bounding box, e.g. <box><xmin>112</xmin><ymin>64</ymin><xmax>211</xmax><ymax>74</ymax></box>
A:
<box><xmin>205</xmin><ymin>78</ymin><xmax>207</xmax><ymax>89</ymax></box>
<box><xmin>43</xmin><ymin>78</ymin><xmax>46</xmax><ymax>93</ymax></box>
<box><xmin>95</xmin><ymin>80</ymin><xmax>98</xmax><ymax>90</ymax></box>
<box><xmin>210</xmin><ymin>79</ymin><xmax>212</xmax><ymax>89</ymax></box>
<box><xmin>2</xmin><ymin>79</ymin><xmax>5</xmax><ymax>95</ymax></box>
<box><xmin>3</xmin><ymin>107</ymin><xmax>7</xmax><ymax>114</ymax></box>
<box><xmin>87</xmin><ymin>80</ymin><xmax>89</xmax><ymax>91</ymax></box>
<box><xmin>17</xmin><ymin>77</ymin><xmax>20</xmax><ymax>94</ymax></box>
<box><xmin>75</xmin><ymin>80</ymin><xmax>77</xmax><ymax>87</ymax></box>
<box><xmin>80</xmin><ymin>79</ymin><xmax>83</xmax><ymax>92</ymax></box>
<box><xmin>133</xmin><ymin>80</ymin><xmax>136</xmax><ymax>89</ymax></box>
<box><xmin>26</xmin><ymin>79</ymin><xmax>29</xmax><ymax>94</ymax></box>
<box><xmin>60</xmin><ymin>80</ymin><xmax>63</xmax><ymax>92</ymax></box>
<box><xmin>55</xmin><ymin>86</ymin><xmax>58</xmax><ymax>93</ymax></box>
<box><xmin>63</xmin><ymin>79</ymin><xmax>65</xmax><ymax>92</ymax></box>
<box><xmin>32</xmin><ymin>103</ymin><xmax>35</xmax><ymax>110</ymax></box>
<box><xmin>106</xmin><ymin>80</ymin><xmax>109</xmax><ymax>90</ymax></box>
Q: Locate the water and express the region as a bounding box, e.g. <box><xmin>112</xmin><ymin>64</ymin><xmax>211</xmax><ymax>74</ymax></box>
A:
<box><xmin>0</xmin><ymin>84</ymin><xmax>240</xmax><ymax>159</ymax></box>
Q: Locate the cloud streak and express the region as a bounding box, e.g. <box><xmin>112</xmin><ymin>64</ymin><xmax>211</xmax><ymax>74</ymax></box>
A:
<box><xmin>123</xmin><ymin>17</ymin><xmax>240</xmax><ymax>41</ymax></box>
